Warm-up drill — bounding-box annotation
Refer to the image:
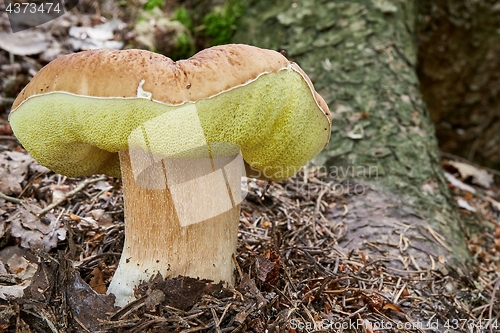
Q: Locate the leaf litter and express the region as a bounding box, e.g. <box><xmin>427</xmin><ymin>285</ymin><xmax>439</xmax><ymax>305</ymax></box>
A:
<box><xmin>0</xmin><ymin>146</ymin><xmax>497</xmax><ymax>332</ymax></box>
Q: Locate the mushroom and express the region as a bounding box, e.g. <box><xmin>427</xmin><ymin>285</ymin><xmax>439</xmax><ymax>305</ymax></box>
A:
<box><xmin>9</xmin><ymin>44</ymin><xmax>332</xmax><ymax>306</ymax></box>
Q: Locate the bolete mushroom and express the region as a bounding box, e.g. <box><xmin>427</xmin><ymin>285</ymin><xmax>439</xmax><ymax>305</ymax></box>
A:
<box><xmin>9</xmin><ymin>44</ymin><xmax>332</xmax><ymax>306</ymax></box>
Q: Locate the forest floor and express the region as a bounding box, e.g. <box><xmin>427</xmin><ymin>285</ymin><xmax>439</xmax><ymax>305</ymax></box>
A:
<box><xmin>0</xmin><ymin>1</ymin><xmax>499</xmax><ymax>332</ymax></box>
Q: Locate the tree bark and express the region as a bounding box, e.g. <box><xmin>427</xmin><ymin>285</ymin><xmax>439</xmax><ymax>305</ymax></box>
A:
<box><xmin>417</xmin><ymin>0</ymin><xmax>500</xmax><ymax>169</ymax></box>
<box><xmin>233</xmin><ymin>0</ymin><xmax>473</xmax><ymax>270</ymax></box>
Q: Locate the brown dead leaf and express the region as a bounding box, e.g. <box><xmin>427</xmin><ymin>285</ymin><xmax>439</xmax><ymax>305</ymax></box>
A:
<box><xmin>363</xmin><ymin>293</ymin><xmax>385</xmax><ymax>311</ymax></box>
<box><xmin>0</xmin><ymin>151</ymin><xmax>35</xmax><ymax>195</ymax></box>
<box><xmin>494</xmin><ymin>225</ymin><xmax>500</xmax><ymax>252</ymax></box>
<box><xmin>247</xmin><ymin>318</ymin><xmax>265</xmax><ymax>332</ymax></box>
<box><xmin>49</xmin><ymin>184</ymin><xmax>70</xmax><ymax>203</ymax></box>
<box><xmin>136</xmin><ymin>275</ymin><xmax>225</xmax><ymax>312</ymax></box>
<box><xmin>0</xmin><ymin>247</ymin><xmax>38</xmax><ymax>300</ymax></box>
<box><xmin>7</xmin><ymin>202</ymin><xmax>67</xmax><ymax>251</ymax></box>
<box><xmin>28</xmin><ymin>163</ymin><xmax>51</xmax><ymax>175</ymax></box>
<box><xmin>235</xmin><ymin>308</ymin><xmax>249</xmax><ymax>324</ymax></box>
<box><xmin>447</xmin><ymin>160</ymin><xmax>493</xmax><ymax>188</ymax></box>
<box><xmin>62</xmin><ymin>259</ymin><xmax>116</xmax><ymax>331</ymax></box>
<box><xmin>238</xmin><ymin>274</ymin><xmax>266</xmax><ymax>305</ymax></box>
<box><xmin>89</xmin><ymin>267</ymin><xmax>107</xmax><ymax>294</ymax></box>
<box><xmin>68</xmin><ymin>213</ymin><xmax>81</xmax><ymax>221</ymax></box>
<box><xmin>256</xmin><ymin>252</ymin><xmax>280</xmax><ymax>284</ymax></box>
<box><xmin>88</xmin><ymin>209</ymin><xmax>114</xmax><ymax>227</ymax></box>
<box><xmin>382</xmin><ymin>302</ymin><xmax>404</xmax><ymax>312</ymax></box>
<box><xmin>495</xmin><ymin>225</ymin><xmax>500</xmax><ymax>238</ymax></box>
<box><xmin>77</xmin><ymin>216</ymin><xmax>99</xmax><ymax>230</ymax></box>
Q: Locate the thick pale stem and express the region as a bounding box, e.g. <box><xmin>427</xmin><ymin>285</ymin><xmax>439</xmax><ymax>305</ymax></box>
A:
<box><xmin>107</xmin><ymin>150</ymin><xmax>240</xmax><ymax>306</ymax></box>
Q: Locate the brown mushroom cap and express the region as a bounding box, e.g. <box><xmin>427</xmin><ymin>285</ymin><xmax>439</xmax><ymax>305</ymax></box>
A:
<box><xmin>9</xmin><ymin>44</ymin><xmax>332</xmax><ymax>180</ymax></box>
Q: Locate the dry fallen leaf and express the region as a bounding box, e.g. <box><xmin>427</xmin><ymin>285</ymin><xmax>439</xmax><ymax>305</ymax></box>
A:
<box><xmin>89</xmin><ymin>267</ymin><xmax>107</xmax><ymax>294</ymax></box>
<box><xmin>88</xmin><ymin>209</ymin><xmax>114</xmax><ymax>227</ymax></box>
<box><xmin>382</xmin><ymin>302</ymin><xmax>404</xmax><ymax>312</ymax></box>
<box><xmin>0</xmin><ymin>247</ymin><xmax>38</xmax><ymax>300</ymax></box>
<box><xmin>50</xmin><ymin>184</ymin><xmax>71</xmax><ymax>203</ymax></box>
<box><xmin>447</xmin><ymin>160</ymin><xmax>493</xmax><ymax>188</ymax></box>
<box><xmin>0</xmin><ymin>151</ymin><xmax>35</xmax><ymax>195</ymax></box>
<box><xmin>256</xmin><ymin>252</ymin><xmax>280</xmax><ymax>284</ymax></box>
<box><xmin>7</xmin><ymin>202</ymin><xmax>67</xmax><ymax>251</ymax></box>
<box><xmin>77</xmin><ymin>216</ymin><xmax>99</xmax><ymax>230</ymax></box>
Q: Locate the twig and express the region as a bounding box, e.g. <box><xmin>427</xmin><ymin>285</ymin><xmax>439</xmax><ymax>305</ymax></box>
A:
<box><xmin>0</xmin><ymin>191</ymin><xmax>24</xmax><ymax>204</ymax></box>
<box><xmin>313</xmin><ymin>186</ymin><xmax>329</xmax><ymax>239</ymax></box>
<box><xmin>181</xmin><ymin>324</ymin><xmax>212</xmax><ymax>333</ymax></box>
<box><xmin>37</xmin><ymin>176</ymin><xmax>107</xmax><ymax>216</ymax></box>
<box><xmin>232</xmin><ymin>254</ymin><xmax>243</xmax><ymax>282</ymax></box>
<box><xmin>73</xmin><ymin>315</ymin><xmax>92</xmax><ymax>333</ymax></box>
<box><xmin>260</xmin><ymin>181</ymin><xmax>272</xmax><ymax>199</ymax></box>
<box><xmin>211</xmin><ymin>308</ymin><xmax>222</xmax><ymax>333</ymax></box>
<box><xmin>110</xmin><ymin>289</ymin><xmax>165</xmax><ymax>321</ymax></box>
<box><xmin>217</xmin><ymin>303</ymin><xmax>231</xmax><ymax>327</ymax></box>
<box><xmin>426</xmin><ymin>225</ymin><xmax>453</xmax><ymax>252</ymax></box>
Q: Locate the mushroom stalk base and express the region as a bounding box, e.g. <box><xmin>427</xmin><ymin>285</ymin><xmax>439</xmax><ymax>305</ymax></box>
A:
<box><xmin>107</xmin><ymin>150</ymin><xmax>240</xmax><ymax>306</ymax></box>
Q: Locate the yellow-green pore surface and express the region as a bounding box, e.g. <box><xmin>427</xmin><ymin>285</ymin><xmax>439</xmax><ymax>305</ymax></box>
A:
<box><xmin>9</xmin><ymin>69</ymin><xmax>330</xmax><ymax>180</ymax></box>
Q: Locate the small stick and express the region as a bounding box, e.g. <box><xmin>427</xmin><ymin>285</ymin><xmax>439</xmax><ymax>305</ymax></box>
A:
<box><xmin>211</xmin><ymin>308</ymin><xmax>222</xmax><ymax>333</ymax></box>
<box><xmin>232</xmin><ymin>253</ymin><xmax>243</xmax><ymax>282</ymax></box>
<box><xmin>426</xmin><ymin>225</ymin><xmax>453</xmax><ymax>252</ymax></box>
<box><xmin>37</xmin><ymin>176</ymin><xmax>107</xmax><ymax>217</ymax></box>
<box><xmin>0</xmin><ymin>191</ymin><xmax>24</xmax><ymax>204</ymax></box>
<box><xmin>110</xmin><ymin>289</ymin><xmax>165</xmax><ymax>321</ymax></box>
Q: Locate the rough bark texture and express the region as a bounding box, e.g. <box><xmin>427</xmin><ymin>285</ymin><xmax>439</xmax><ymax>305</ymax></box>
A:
<box><xmin>417</xmin><ymin>0</ymin><xmax>500</xmax><ymax>168</ymax></box>
<box><xmin>233</xmin><ymin>0</ymin><xmax>472</xmax><ymax>270</ymax></box>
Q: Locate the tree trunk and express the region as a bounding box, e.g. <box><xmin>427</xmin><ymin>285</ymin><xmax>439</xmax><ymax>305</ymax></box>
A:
<box><xmin>233</xmin><ymin>0</ymin><xmax>472</xmax><ymax>271</ymax></box>
<box><xmin>417</xmin><ymin>0</ymin><xmax>500</xmax><ymax>169</ymax></box>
